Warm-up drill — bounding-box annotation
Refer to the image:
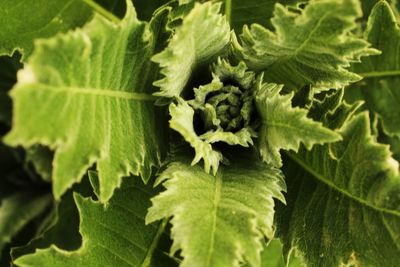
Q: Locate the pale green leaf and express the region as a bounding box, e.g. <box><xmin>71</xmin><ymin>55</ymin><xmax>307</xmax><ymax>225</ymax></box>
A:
<box><xmin>169</xmin><ymin>59</ymin><xmax>265</xmax><ymax>174</ymax></box>
<box><xmin>346</xmin><ymin>1</ymin><xmax>400</xmax><ymax>137</ymax></box>
<box><xmin>153</xmin><ymin>2</ymin><xmax>230</xmax><ymax>98</ymax></box>
<box><xmin>233</xmin><ymin>0</ymin><xmax>379</xmax><ymax>90</ymax></box>
<box><xmin>146</xmin><ymin>156</ymin><xmax>286</xmax><ymax>267</ymax></box>
<box><xmin>276</xmin><ymin>93</ymin><xmax>400</xmax><ymax>266</ymax></box>
<box><xmin>0</xmin><ymin>191</ymin><xmax>52</xmax><ymax>253</ymax></box>
<box><xmin>14</xmin><ymin>178</ymin><xmax>168</xmax><ymax>267</ymax></box>
<box><xmin>169</xmin><ymin>99</ymin><xmax>224</xmax><ymax>175</ymax></box>
<box><xmin>0</xmin><ymin>0</ymin><xmax>92</xmax><ymax>58</ymax></box>
<box><xmin>4</xmin><ymin>2</ymin><xmax>168</xmax><ymax>202</ymax></box>
<box><xmin>255</xmin><ymin>83</ymin><xmax>341</xmax><ymax>167</ymax></box>
<box><xmin>178</xmin><ymin>0</ymin><xmax>193</xmax><ymax>5</ymax></box>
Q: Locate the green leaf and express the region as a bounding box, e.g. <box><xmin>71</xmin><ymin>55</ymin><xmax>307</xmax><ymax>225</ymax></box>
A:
<box><xmin>4</xmin><ymin>1</ymin><xmax>168</xmax><ymax>202</ymax></box>
<box><xmin>276</xmin><ymin>94</ymin><xmax>400</xmax><ymax>266</ymax></box>
<box><xmin>346</xmin><ymin>1</ymin><xmax>400</xmax><ymax>137</ymax></box>
<box><xmin>255</xmin><ymin>83</ymin><xmax>341</xmax><ymax>167</ymax></box>
<box><xmin>0</xmin><ymin>0</ymin><xmax>92</xmax><ymax>58</ymax></box>
<box><xmin>227</xmin><ymin>0</ymin><xmax>304</xmax><ymax>33</ymax></box>
<box><xmin>0</xmin><ymin>191</ymin><xmax>52</xmax><ymax>253</ymax></box>
<box><xmin>146</xmin><ymin>155</ymin><xmax>286</xmax><ymax>267</ymax></box>
<box><xmin>10</xmin><ymin>190</ymin><xmax>83</xmax><ymax>261</ymax></box>
<box><xmin>360</xmin><ymin>0</ymin><xmax>400</xmax><ymax>23</ymax></box>
<box><xmin>233</xmin><ymin>0</ymin><xmax>378</xmax><ymax>90</ymax></box>
<box><xmin>243</xmin><ymin>239</ymin><xmax>304</xmax><ymax>267</ymax></box>
<box><xmin>169</xmin><ymin>99</ymin><xmax>224</xmax><ymax>175</ymax></box>
<box><xmin>153</xmin><ymin>2</ymin><xmax>230</xmax><ymax>98</ymax></box>
<box><xmin>169</xmin><ymin>59</ymin><xmax>263</xmax><ymax>174</ymax></box>
<box><xmin>14</xmin><ymin>177</ymin><xmax>168</xmax><ymax>267</ymax></box>
<box><xmin>25</xmin><ymin>146</ymin><xmax>53</xmax><ymax>183</ymax></box>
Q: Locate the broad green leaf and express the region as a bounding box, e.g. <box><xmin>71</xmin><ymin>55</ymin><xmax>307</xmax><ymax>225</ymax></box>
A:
<box><xmin>153</xmin><ymin>2</ymin><xmax>230</xmax><ymax>98</ymax></box>
<box><xmin>255</xmin><ymin>83</ymin><xmax>341</xmax><ymax>167</ymax></box>
<box><xmin>0</xmin><ymin>191</ymin><xmax>52</xmax><ymax>253</ymax></box>
<box><xmin>146</xmin><ymin>156</ymin><xmax>286</xmax><ymax>267</ymax></box>
<box><xmin>276</xmin><ymin>94</ymin><xmax>400</xmax><ymax>266</ymax></box>
<box><xmin>0</xmin><ymin>0</ymin><xmax>92</xmax><ymax>58</ymax></box>
<box><xmin>226</xmin><ymin>0</ymin><xmax>305</xmax><ymax>33</ymax></box>
<box><xmin>346</xmin><ymin>1</ymin><xmax>400</xmax><ymax>137</ymax></box>
<box><xmin>233</xmin><ymin>0</ymin><xmax>378</xmax><ymax>90</ymax></box>
<box><xmin>14</xmin><ymin>178</ymin><xmax>168</xmax><ymax>267</ymax></box>
<box><xmin>4</xmin><ymin>2</ymin><xmax>168</xmax><ymax>202</ymax></box>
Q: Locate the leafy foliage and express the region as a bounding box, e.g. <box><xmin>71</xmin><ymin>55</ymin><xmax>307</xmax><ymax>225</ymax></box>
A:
<box><xmin>255</xmin><ymin>83</ymin><xmax>341</xmax><ymax>167</ymax></box>
<box><xmin>346</xmin><ymin>1</ymin><xmax>400</xmax><ymax>137</ymax></box>
<box><xmin>227</xmin><ymin>0</ymin><xmax>303</xmax><ymax>33</ymax></box>
<box><xmin>0</xmin><ymin>191</ymin><xmax>51</xmax><ymax>253</ymax></box>
<box><xmin>233</xmin><ymin>0</ymin><xmax>378</xmax><ymax>90</ymax></box>
<box><xmin>1</xmin><ymin>0</ymin><xmax>400</xmax><ymax>266</ymax></box>
<box><xmin>15</xmin><ymin>177</ymin><xmax>167</xmax><ymax>267</ymax></box>
<box><xmin>4</xmin><ymin>1</ymin><xmax>168</xmax><ymax>202</ymax></box>
<box><xmin>147</xmin><ymin>155</ymin><xmax>285</xmax><ymax>267</ymax></box>
<box><xmin>277</xmin><ymin>91</ymin><xmax>400</xmax><ymax>266</ymax></box>
<box><xmin>168</xmin><ymin>60</ymin><xmax>260</xmax><ymax>174</ymax></box>
<box><xmin>0</xmin><ymin>0</ymin><xmax>92</xmax><ymax>58</ymax></box>
<box><xmin>153</xmin><ymin>2</ymin><xmax>230</xmax><ymax>98</ymax></box>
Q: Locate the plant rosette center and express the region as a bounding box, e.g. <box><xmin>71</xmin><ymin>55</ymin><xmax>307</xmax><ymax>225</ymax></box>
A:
<box><xmin>168</xmin><ymin>59</ymin><xmax>261</xmax><ymax>174</ymax></box>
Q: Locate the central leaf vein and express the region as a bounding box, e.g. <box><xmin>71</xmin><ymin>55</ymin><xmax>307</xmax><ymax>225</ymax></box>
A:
<box><xmin>35</xmin><ymin>84</ymin><xmax>157</xmax><ymax>101</ymax></box>
<box><xmin>206</xmin><ymin>171</ymin><xmax>222</xmax><ymax>267</ymax></box>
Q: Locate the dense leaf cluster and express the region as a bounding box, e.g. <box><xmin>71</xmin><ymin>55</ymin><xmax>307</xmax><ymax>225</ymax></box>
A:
<box><xmin>0</xmin><ymin>0</ymin><xmax>399</xmax><ymax>267</ymax></box>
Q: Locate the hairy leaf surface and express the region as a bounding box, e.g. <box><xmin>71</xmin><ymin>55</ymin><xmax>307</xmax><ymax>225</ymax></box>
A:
<box><xmin>234</xmin><ymin>0</ymin><xmax>378</xmax><ymax>90</ymax></box>
<box><xmin>147</xmin><ymin>156</ymin><xmax>286</xmax><ymax>267</ymax></box>
<box><xmin>277</xmin><ymin>93</ymin><xmax>400</xmax><ymax>266</ymax></box>
<box><xmin>5</xmin><ymin>2</ymin><xmax>168</xmax><ymax>202</ymax></box>
<box><xmin>255</xmin><ymin>83</ymin><xmax>341</xmax><ymax>167</ymax></box>
<box><xmin>153</xmin><ymin>2</ymin><xmax>230</xmax><ymax>98</ymax></box>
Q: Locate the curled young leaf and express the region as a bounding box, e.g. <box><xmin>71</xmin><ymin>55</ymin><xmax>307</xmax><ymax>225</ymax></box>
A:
<box><xmin>153</xmin><ymin>2</ymin><xmax>230</xmax><ymax>98</ymax></box>
<box><xmin>168</xmin><ymin>60</ymin><xmax>261</xmax><ymax>174</ymax></box>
